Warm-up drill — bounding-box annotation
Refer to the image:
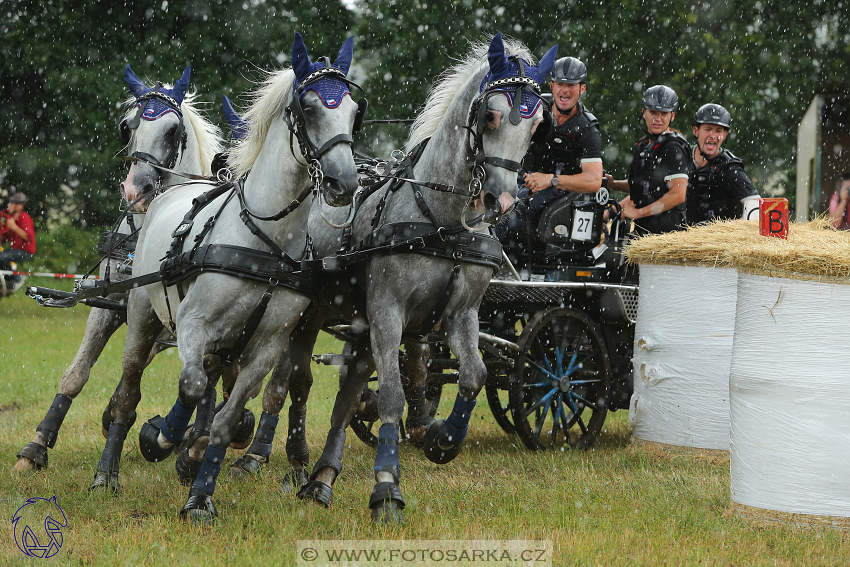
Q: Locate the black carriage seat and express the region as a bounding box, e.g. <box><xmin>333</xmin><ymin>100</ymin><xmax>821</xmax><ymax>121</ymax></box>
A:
<box><xmin>536</xmin><ymin>193</ymin><xmax>607</xmax><ymax>265</ymax></box>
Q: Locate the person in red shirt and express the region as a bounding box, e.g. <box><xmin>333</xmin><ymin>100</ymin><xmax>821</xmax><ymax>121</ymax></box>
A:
<box><xmin>1</xmin><ymin>192</ymin><xmax>36</xmax><ymax>292</ymax></box>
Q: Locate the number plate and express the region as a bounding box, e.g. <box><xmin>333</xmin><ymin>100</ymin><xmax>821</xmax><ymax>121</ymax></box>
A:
<box><xmin>571</xmin><ymin>210</ymin><xmax>595</xmax><ymax>242</ymax></box>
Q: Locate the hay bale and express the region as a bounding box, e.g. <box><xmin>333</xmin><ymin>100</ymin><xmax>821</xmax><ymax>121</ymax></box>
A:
<box><xmin>625</xmin><ymin>217</ymin><xmax>850</xmax><ymax>284</ymax></box>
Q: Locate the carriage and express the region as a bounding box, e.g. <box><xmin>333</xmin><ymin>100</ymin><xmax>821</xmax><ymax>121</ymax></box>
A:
<box><xmin>315</xmin><ymin>161</ymin><xmax>639</xmax><ymax>453</ymax></box>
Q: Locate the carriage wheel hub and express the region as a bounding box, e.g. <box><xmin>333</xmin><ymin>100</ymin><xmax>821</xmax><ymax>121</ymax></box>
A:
<box><xmin>558</xmin><ymin>376</ymin><xmax>571</xmax><ymax>393</ymax></box>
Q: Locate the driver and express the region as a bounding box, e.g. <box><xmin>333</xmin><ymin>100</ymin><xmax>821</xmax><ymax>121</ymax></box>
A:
<box><xmin>495</xmin><ymin>56</ymin><xmax>603</xmax><ymax>244</ymax></box>
<box><xmin>686</xmin><ymin>103</ymin><xmax>759</xmax><ymax>223</ymax></box>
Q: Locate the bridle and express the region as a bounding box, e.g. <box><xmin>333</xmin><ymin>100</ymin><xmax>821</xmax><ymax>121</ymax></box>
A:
<box><xmin>280</xmin><ymin>60</ymin><xmax>368</xmax><ymax>229</ymax></box>
<box><xmin>460</xmin><ymin>56</ymin><xmax>550</xmax><ymax>228</ymax></box>
<box><xmin>120</xmin><ymin>86</ymin><xmax>190</xmax><ymax>192</ymax></box>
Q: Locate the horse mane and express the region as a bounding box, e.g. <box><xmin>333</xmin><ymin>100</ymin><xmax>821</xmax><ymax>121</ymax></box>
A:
<box><xmin>405</xmin><ymin>36</ymin><xmax>536</xmax><ymax>152</ymax></box>
<box><xmin>182</xmin><ymin>97</ymin><xmax>224</xmax><ymax>176</ymax></box>
<box><xmin>229</xmin><ymin>69</ymin><xmax>296</xmax><ymax>178</ymax></box>
<box><xmin>121</xmin><ymin>91</ymin><xmax>225</xmax><ymax>176</ymax></box>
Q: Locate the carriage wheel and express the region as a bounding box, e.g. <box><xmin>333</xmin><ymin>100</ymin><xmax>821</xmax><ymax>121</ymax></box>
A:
<box><xmin>509</xmin><ymin>307</ymin><xmax>610</xmax><ymax>451</ymax></box>
<box><xmin>484</xmin><ymin>366</ymin><xmax>516</xmax><ymax>435</ymax></box>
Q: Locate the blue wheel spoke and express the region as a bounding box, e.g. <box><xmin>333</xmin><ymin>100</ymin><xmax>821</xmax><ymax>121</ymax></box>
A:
<box><xmin>533</xmin><ymin>393</ymin><xmax>557</xmax><ymax>439</ymax></box>
<box><xmin>522</xmin><ymin>380</ymin><xmax>556</xmax><ymax>389</ymax></box>
<box><xmin>524</xmin><ymin>386</ymin><xmax>559</xmax><ymax>421</ymax></box>
<box><xmin>568</xmin><ymin>379</ymin><xmax>602</xmax><ymax>386</ymax></box>
<box><xmin>569</xmin><ymin>392</ymin><xmax>599</xmax><ymax>411</ymax></box>
<box><xmin>526</xmin><ymin>358</ymin><xmax>560</xmax><ymax>381</ymax></box>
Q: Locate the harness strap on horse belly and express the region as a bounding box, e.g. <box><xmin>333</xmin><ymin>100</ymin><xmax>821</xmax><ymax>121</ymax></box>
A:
<box><xmin>419</xmin><ymin>263</ymin><xmax>461</xmax><ymax>336</ymax></box>
<box><xmin>217</xmin><ymin>279</ymin><xmax>277</xmax><ymax>366</ymax></box>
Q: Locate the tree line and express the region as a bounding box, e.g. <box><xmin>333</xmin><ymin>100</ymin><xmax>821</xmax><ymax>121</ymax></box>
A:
<box><xmin>1</xmin><ymin>0</ymin><xmax>847</xmax><ymax>228</ymax></box>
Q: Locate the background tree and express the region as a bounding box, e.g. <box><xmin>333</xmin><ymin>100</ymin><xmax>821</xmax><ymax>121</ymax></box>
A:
<box><xmin>1</xmin><ymin>0</ymin><xmax>848</xmax><ymax>244</ymax></box>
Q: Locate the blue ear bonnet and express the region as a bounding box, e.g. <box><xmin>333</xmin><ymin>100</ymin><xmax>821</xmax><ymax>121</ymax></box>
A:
<box><xmin>137</xmin><ymin>95</ymin><xmax>180</xmax><ymax>121</ymax></box>
<box><xmin>479</xmin><ymin>58</ymin><xmax>544</xmax><ymax>119</ymax></box>
<box><xmin>294</xmin><ymin>63</ymin><xmax>351</xmax><ymax>109</ymax></box>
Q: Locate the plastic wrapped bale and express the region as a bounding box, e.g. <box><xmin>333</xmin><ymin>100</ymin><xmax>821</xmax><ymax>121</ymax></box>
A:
<box><xmin>722</xmin><ymin>221</ymin><xmax>850</xmax><ymax>529</ymax></box>
<box><xmin>624</xmin><ymin>221</ymin><xmax>755</xmax><ymax>451</ymax></box>
<box><xmin>627</xmin><ymin>263</ymin><xmax>738</xmax><ymax>450</ymax></box>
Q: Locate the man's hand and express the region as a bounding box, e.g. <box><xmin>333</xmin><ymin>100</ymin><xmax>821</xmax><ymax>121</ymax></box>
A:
<box><xmin>522</xmin><ymin>172</ymin><xmax>555</xmax><ymax>193</ymax></box>
<box><xmin>619</xmin><ymin>196</ymin><xmax>641</xmax><ymax>220</ymax></box>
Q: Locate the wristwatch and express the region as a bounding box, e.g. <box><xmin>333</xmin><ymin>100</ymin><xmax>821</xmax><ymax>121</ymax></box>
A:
<box><xmin>551</xmin><ymin>175</ymin><xmax>560</xmax><ymax>187</ymax></box>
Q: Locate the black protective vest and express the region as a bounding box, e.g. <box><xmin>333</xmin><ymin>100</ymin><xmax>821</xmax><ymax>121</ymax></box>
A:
<box><xmin>628</xmin><ymin>131</ymin><xmax>690</xmax><ymax>208</ymax></box>
<box><xmin>687</xmin><ymin>149</ymin><xmax>745</xmax><ymax>222</ymax></box>
<box><xmin>531</xmin><ymin>105</ymin><xmax>599</xmax><ymax>176</ymax></box>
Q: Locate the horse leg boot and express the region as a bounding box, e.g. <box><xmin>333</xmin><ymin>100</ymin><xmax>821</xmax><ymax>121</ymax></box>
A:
<box><xmin>90</xmin><ymin>291</ymin><xmax>158</xmax><ymax>493</ymax></box>
<box><xmin>424</xmin><ymin>312</ymin><xmax>487</xmax><ymax>464</ymax></box>
<box><xmin>296</xmin><ymin>427</ymin><xmax>345</xmax><ymax>507</ymax></box>
<box><xmin>180</xmin><ymin>370</ymin><xmax>258</xmax><ymax>525</ymax></box>
<box><xmin>281</xmin><ymin>405</ymin><xmax>309</xmax><ymax>491</ymax></box>
<box><xmin>175</xmin><ymin>383</ymin><xmax>217</xmax><ymax>485</ymax></box>
<box><xmin>15</xmin><ymin>305</ymin><xmax>127</xmax><ymax>472</ymax></box>
<box><xmin>369</xmin><ymin>424</ymin><xmax>405</xmax><ymax>524</ymax></box>
<box><xmin>89</xmin><ymin>423</ymin><xmax>130</xmax><ymax>494</ymax></box>
<box><xmin>139</xmin><ymin>363</ymin><xmax>211</xmax><ymax>465</ymax></box>
<box><xmin>281</xmin><ymin>332</ymin><xmax>317</xmax><ymax>491</ymax></box>
<box><xmin>228</xmin><ymin>411</ymin><xmax>278</xmax><ymax>479</ymax></box>
<box><xmin>230</xmin><ymin>349</ymin><xmax>291</xmax><ymax>481</ymax></box>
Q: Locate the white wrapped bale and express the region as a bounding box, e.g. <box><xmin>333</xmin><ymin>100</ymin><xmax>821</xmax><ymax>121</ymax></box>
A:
<box><xmin>629</xmin><ymin>264</ymin><xmax>738</xmax><ymax>450</ymax></box>
<box><xmin>729</xmin><ymin>273</ymin><xmax>850</xmax><ymax>525</ymax></box>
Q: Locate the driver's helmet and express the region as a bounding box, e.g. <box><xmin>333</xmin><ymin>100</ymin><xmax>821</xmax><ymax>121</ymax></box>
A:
<box><xmin>550</xmin><ymin>57</ymin><xmax>587</xmax><ymax>84</ymax></box>
<box><xmin>642</xmin><ymin>85</ymin><xmax>679</xmax><ymax>112</ymax></box>
<box><xmin>692</xmin><ymin>103</ymin><xmax>731</xmax><ymax>129</ymax></box>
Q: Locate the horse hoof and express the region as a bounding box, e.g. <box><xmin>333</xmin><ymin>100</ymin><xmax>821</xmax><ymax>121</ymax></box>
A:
<box><xmin>178</xmin><ymin>494</ymin><xmax>218</xmax><ymax>526</ymax></box>
<box><xmin>228</xmin><ymin>454</ymin><xmax>263</xmax><ymax>480</ymax></box>
<box><xmin>370</xmin><ymin>500</ymin><xmax>404</xmax><ymax>524</ymax></box>
<box><xmin>14</xmin><ymin>442</ymin><xmax>48</xmax><ymax>471</ymax></box>
<box><xmin>138</xmin><ymin>416</ymin><xmax>175</xmax><ymax>463</ymax></box>
<box><xmin>280</xmin><ymin>467</ymin><xmax>309</xmax><ymax>494</ymax></box>
<box><xmin>229</xmin><ymin>409</ymin><xmax>255</xmax><ymax>450</ymax></box>
<box><xmin>368</xmin><ymin>482</ymin><xmax>405</xmax><ymax>524</ymax></box>
<box><xmin>422</xmin><ymin>419</ymin><xmax>462</xmax><ymax>464</ymax></box>
<box><xmin>297</xmin><ymin>480</ymin><xmax>333</xmax><ymax>508</ymax></box>
<box><xmin>175</xmin><ymin>448</ymin><xmax>203</xmax><ymax>486</ymax></box>
<box><xmin>89</xmin><ymin>471</ymin><xmax>122</xmax><ymax>495</ymax></box>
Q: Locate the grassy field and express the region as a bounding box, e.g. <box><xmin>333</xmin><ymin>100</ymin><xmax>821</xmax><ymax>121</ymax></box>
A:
<box><xmin>1</xmin><ymin>277</ymin><xmax>849</xmax><ymax>566</ymax></box>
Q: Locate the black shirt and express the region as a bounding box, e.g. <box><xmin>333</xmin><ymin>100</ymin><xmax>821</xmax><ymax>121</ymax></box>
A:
<box><xmin>687</xmin><ymin>147</ymin><xmax>758</xmax><ymax>223</ymax></box>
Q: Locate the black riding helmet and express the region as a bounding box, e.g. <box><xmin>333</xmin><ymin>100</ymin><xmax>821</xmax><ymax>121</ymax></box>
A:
<box><xmin>692</xmin><ymin>103</ymin><xmax>731</xmax><ymax>129</ymax></box>
<box><xmin>642</xmin><ymin>85</ymin><xmax>679</xmax><ymax>112</ymax></box>
<box><xmin>550</xmin><ymin>56</ymin><xmax>587</xmax><ymax>84</ymax></box>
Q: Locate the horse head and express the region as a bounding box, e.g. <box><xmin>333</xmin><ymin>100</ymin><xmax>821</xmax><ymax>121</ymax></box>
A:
<box><xmin>289</xmin><ymin>33</ymin><xmax>362</xmax><ymax>207</ymax></box>
<box><xmin>120</xmin><ymin>64</ymin><xmax>192</xmax><ymax>211</ymax></box>
<box><xmin>470</xmin><ymin>33</ymin><xmax>558</xmax><ymax>224</ymax></box>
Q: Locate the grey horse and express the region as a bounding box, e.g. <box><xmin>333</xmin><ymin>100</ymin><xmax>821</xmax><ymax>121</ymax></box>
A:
<box><xmin>88</xmin><ymin>33</ymin><xmax>363</xmax><ymax>527</ymax></box>
<box><xmin>14</xmin><ymin>65</ymin><xmax>223</xmax><ymax>473</ymax></box>
<box><xmin>237</xmin><ymin>33</ymin><xmax>557</xmax><ymax>524</ymax></box>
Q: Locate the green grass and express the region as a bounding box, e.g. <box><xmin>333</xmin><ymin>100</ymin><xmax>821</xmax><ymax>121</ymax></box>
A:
<box><xmin>1</xmin><ymin>279</ymin><xmax>849</xmax><ymax>566</ymax></box>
